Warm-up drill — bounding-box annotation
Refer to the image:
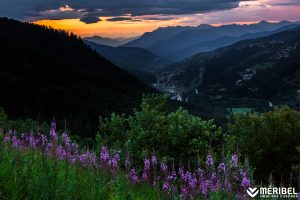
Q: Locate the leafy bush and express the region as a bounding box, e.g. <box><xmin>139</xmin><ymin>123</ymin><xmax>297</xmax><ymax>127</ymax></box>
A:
<box><xmin>228</xmin><ymin>106</ymin><xmax>300</xmax><ymax>185</ymax></box>
<box><xmin>98</xmin><ymin>95</ymin><xmax>224</xmax><ymax>166</ymax></box>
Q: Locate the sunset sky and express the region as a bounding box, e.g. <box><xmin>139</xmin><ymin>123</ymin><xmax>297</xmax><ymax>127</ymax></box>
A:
<box><xmin>2</xmin><ymin>0</ymin><xmax>300</xmax><ymax>38</ymax></box>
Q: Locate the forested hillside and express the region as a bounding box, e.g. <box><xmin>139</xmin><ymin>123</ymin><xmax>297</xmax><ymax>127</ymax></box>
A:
<box><xmin>0</xmin><ymin>18</ymin><xmax>155</xmax><ymax>137</ymax></box>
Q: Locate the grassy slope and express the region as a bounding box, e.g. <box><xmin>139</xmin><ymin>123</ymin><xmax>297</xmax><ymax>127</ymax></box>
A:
<box><xmin>0</xmin><ymin>145</ymin><xmax>165</xmax><ymax>200</ymax></box>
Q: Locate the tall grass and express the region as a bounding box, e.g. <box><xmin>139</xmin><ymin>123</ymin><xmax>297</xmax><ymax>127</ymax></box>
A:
<box><xmin>0</xmin><ymin>144</ymin><xmax>165</xmax><ymax>200</ymax></box>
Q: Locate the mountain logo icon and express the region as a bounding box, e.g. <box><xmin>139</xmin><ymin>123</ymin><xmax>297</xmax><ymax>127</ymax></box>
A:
<box><xmin>247</xmin><ymin>187</ymin><xmax>259</xmax><ymax>198</ymax></box>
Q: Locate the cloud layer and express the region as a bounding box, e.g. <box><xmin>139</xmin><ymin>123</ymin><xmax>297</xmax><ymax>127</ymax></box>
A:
<box><xmin>1</xmin><ymin>0</ymin><xmax>246</xmax><ymax>23</ymax></box>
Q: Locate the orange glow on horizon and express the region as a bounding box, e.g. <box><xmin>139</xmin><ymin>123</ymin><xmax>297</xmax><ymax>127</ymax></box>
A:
<box><xmin>35</xmin><ymin>18</ymin><xmax>184</xmax><ymax>38</ymax></box>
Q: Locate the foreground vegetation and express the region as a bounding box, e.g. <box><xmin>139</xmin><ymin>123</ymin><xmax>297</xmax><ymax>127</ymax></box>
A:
<box><xmin>0</xmin><ymin>122</ymin><xmax>251</xmax><ymax>199</ymax></box>
<box><xmin>0</xmin><ymin>95</ymin><xmax>300</xmax><ymax>199</ymax></box>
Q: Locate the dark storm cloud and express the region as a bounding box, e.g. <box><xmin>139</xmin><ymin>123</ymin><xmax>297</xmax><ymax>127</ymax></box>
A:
<box><xmin>106</xmin><ymin>17</ymin><xmax>132</xmax><ymax>22</ymax></box>
<box><xmin>80</xmin><ymin>16</ymin><xmax>101</xmax><ymax>24</ymax></box>
<box><xmin>0</xmin><ymin>0</ymin><xmax>250</xmax><ymax>23</ymax></box>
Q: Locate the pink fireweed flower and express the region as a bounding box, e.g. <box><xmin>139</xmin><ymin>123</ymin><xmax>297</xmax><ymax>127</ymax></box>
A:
<box><xmin>218</xmin><ymin>162</ymin><xmax>226</xmax><ymax>173</ymax></box>
<box><xmin>49</xmin><ymin>122</ymin><xmax>58</xmax><ymax>142</ymax></box>
<box><xmin>71</xmin><ymin>154</ymin><xmax>77</xmax><ymax>164</ymax></box>
<box><xmin>28</xmin><ymin>132</ymin><xmax>37</xmax><ymax>148</ymax></box>
<box><xmin>79</xmin><ymin>151</ymin><xmax>97</xmax><ymax>168</ymax></box>
<box><xmin>56</xmin><ymin>145</ymin><xmax>67</xmax><ymax>160</ymax></box>
<box><xmin>144</xmin><ymin>158</ymin><xmax>151</xmax><ymax>171</ymax></box>
<box><xmin>40</xmin><ymin>134</ymin><xmax>48</xmax><ymax>146</ymax></box>
<box><xmin>225</xmin><ymin>178</ymin><xmax>232</xmax><ymax>191</ymax></box>
<box><xmin>142</xmin><ymin>158</ymin><xmax>151</xmax><ymax>181</ymax></box>
<box><xmin>200</xmin><ymin>180</ymin><xmax>209</xmax><ymax>196</ymax></box>
<box><xmin>125</xmin><ymin>155</ymin><xmax>131</xmax><ymax>170</ymax></box>
<box><xmin>3</xmin><ymin>132</ymin><xmax>12</xmax><ymax>143</ymax></box>
<box><xmin>109</xmin><ymin>154</ymin><xmax>120</xmax><ymax>168</ymax></box>
<box><xmin>163</xmin><ymin>181</ymin><xmax>171</xmax><ymax>192</ymax></box>
<box><xmin>241</xmin><ymin>172</ymin><xmax>251</xmax><ymax>188</ymax></box>
<box><xmin>160</xmin><ymin>162</ymin><xmax>168</xmax><ymax>174</ymax></box>
<box><xmin>197</xmin><ymin>167</ymin><xmax>204</xmax><ymax>179</ymax></box>
<box><xmin>100</xmin><ymin>146</ymin><xmax>110</xmax><ymax>165</ymax></box>
<box><xmin>61</xmin><ymin>132</ymin><xmax>71</xmax><ymax>148</ymax></box>
<box><xmin>11</xmin><ymin>135</ymin><xmax>20</xmax><ymax>149</ymax></box>
<box><xmin>180</xmin><ymin>188</ymin><xmax>188</xmax><ymax>200</ymax></box>
<box><xmin>231</xmin><ymin>154</ymin><xmax>238</xmax><ymax>168</ymax></box>
<box><xmin>151</xmin><ymin>155</ymin><xmax>157</xmax><ymax>166</ymax></box>
<box><xmin>206</xmin><ymin>154</ymin><xmax>214</xmax><ymax>167</ymax></box>
<box><xmin>188</xmin><ymin>173</ymin><xmax>197</xmax><ymax>190</ymax></box>
<box><xmin>109</xmin><ymin>154</ymin><xmax>120</xmax><ymax>178</ymax></box>
<box><xmin>167</xmin><ymin>170</ymin><xmax>177</xmax><ymax>181</ymax></box>
<box><xmin>129</xmin><ymin>168</ymin><xmax>139</xmax><ymax>184</ymax></box>
<box><xmin>178</xmin><ymin>166</ymin><xmax>185</xmax><ymax>178</ymax></box>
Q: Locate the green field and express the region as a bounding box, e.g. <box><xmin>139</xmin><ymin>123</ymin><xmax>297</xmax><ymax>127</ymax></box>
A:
<box><xmin>227</xmin><ymin>107</ymin><xmax>254</xmax><ymax>114</ymax></box>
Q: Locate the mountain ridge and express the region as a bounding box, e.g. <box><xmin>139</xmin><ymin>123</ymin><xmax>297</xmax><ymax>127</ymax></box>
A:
<box><xmin>124</xmin><ymin>21</ymin><xmax>298</xmax><ymax>61</ymax></box>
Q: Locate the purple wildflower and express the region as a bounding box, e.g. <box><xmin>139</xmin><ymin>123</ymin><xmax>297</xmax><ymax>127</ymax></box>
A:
<box><xmin>218</xmin><ymin>162</ymin><xmax>226</xmax><ymax>173</ymax></box>
<box><xmin>100</xmin><ymin>146</ymin><xmax>110</xmax><ymax>167</ymax></box>
<box><xmin>125</xmin><ymin>155</ymin><xmax>131</xmax><ymax>170</ymax></box>
<box><xmin>3</xmin><ymin>132</ymin><xmax>12</xmax><ymax>143</ymax></box>
<box><xmin>56</xmin><ymin>145</ymin><xmax>66</xmax><ymax>160</ymax></box>
<box><xmin>241</xmin><ymin>176</ymin><xmax>251</xmax><ymax>188</ymax></box>
<box><xmin>163</xmin><ymin>181</ymin><xmax>171</xmax><ymax>192</ymax></box>
<box><xmin>40</xmin><ymin>134</ymin><xmax>48</xmax><ymax>146</ymax></box>
<box><xmin>144</xmin><ymin>158</ymin><xmax>150</xmax><ymax>171</ymax></box>
<box><xmin>188</xmin><ymin>174</ymin><xmax>197</xmax><ymax>190</ymax></box>
<box><xmin>79</xmin><ymin>151</ymin><xmax>97</xmax><ymax>167</ymax></box>
<box><xmin>62</xmin><ymin>132</ymin><xmax>71</xmax><ymax>148</ymax></box>
<box><xmin>151</xmin><ymin>155</ymin><xmax>157</xmax><ymax>166</ymax></box>
<box><xmin>225</xmin><ymin>179</ymin><xmax>232</xmax><ymax>191</ymax></box>
<box><xmin>231</xmin><ymin>154</ymin><xmax>238</xmax><ymax>168</ymax></box>
<box><xmin>50</xmin><ymin>121</ymin><xmax>57</xmax><ymax>140</ymax></box>
<box><xmin>109</xmin><ymin>154</ymin><xmax>120</xmax><ymax>168</ymax></box>
<box><xmin>28</xmin><ymin>132</ymin><xmax>37</xmax><ymax>148</ymax></box>
<box><xmin>11</xmin><ymin>136</ymin><xmax>20</xmax><ymax>149</ymax></box>
<box><xmin>160</xmin><ymin>162</ymin><xmax>168</xmax><ymax>174</ymax></box>
<box><xmin>167</xmin><ymin>170</ymin><xmax>177</xmax><ymax>181</ymax></box>
<box><xmin>129</xmin><ymin>168</ymin><xmax>139</xmax><ymax>184</ymax></box>
<box><xmin>109</xmin><ymin>154</ymin><xmax>120</xmax><ymax>178</ymax></box>
<box><xmin>197</xmin><ymin>167</ymin><xmax>204</xmax><ymax>179</ymax></box>
<box><xmin>142</xmin><ymin>158</ymin><xmax>151</xmax><ymax>181</ymax></box>
<box><xmin>180</xmin><ymin>188</ymin><xmax>188</xmax><ymax>200</ymax></box>
<box><xmin>206</xmin><ymin>154</ymin><xmax>214</xmax><ymax>167</ymax></box>
<box><xmin>178</xmin><ymin>166</ymin><xmax>185</xmax><ymax>178</ymax></box>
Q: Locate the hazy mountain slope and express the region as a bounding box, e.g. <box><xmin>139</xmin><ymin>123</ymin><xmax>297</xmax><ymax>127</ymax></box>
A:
<box><xmin>0</xmin><ymin>18</ymin><xmax>156</xmax><ymax>137</ymax></box>
<box><xmin>84</xmin><ymin>36</ymin><xmax>138</xmax><ymax>47</ymax></box>
<box><xmin>84</xmin><ymin>41</ymin><xmax>169</xmax><ymax>72</ymax></box>
<box><xmin>123</xmin><ymin>26</ymin><xmax>193</xmax><ymax>48</ymax></box>
<box><xmin>158</xmin><ymin>26</ymin><xmax>300</xmax><ymax>110</ymax></box>
<box><xmin>167</xmin><ymin>23</ymin><xmax>300</xmax><ymax>61</ymax></box>
<box><xmin>148</xmin><ymin>21</ymin><xmax>294</xmax><ymax>58</ymax></box>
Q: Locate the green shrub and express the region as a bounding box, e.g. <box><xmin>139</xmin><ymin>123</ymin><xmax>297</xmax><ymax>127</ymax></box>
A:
<box><xmin>228</xmin><ymin>106</ymin><xmax>300</xmax><ymax>185</ymax></box>
<box><xmin>98</xmin><ymin>95</ymin><xmax>224</xmax><ymax>166</ymax></box>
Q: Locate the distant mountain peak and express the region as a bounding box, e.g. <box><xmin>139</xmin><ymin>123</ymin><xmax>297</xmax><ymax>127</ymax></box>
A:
<box><xmin>197</xmin><ymin>24</ymin><xmax>213</xmax><ymax>29</ymax></box>
<box><xmin>258</xmin><ymin>20</ymin><xmax>270</xmax><ymax>24</ymax></box>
